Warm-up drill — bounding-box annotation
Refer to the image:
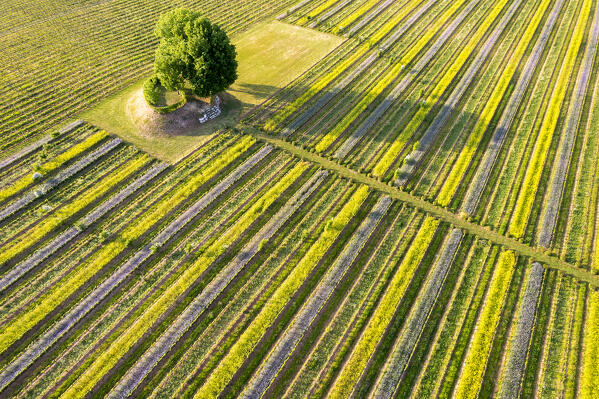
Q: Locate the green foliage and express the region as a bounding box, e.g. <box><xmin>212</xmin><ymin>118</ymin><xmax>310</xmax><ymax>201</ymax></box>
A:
<box><xmin>329</xmin><ymin>217</ymin><xmax>439</xmax><ymax>398</ymax></box>
<box><xmin>153</xmin><ymin>8</ymin><xmax>238</xmax><ymax>98</ymax></box>
<box><xmin>453</xmin><ymin>251</ymin><xmax>516</xmax><ymax>399</ymax></box>
<box><xmin>195</xmin><ymin>185</ymin><xmax>370</xmax><ymax>398</ymax></box>
<box><xmin>143</xmin><ymin>75</ymin><xmax>187</xmax><ymax>113</ymax></box>
<box><xmin>143</xmin><ymin>76</ymin><xmax>162</xmax><ymax>106</ymax></box>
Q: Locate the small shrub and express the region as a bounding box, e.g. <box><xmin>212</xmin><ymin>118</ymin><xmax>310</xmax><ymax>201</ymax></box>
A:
<box><xmin>143</xmin><ymin>76</ymin><xmax>162</xmax><ymax>107</ymax></box>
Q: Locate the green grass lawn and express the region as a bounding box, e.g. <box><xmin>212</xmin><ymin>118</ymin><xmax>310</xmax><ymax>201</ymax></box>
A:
<box><xmin>81</xmin><ymin>21</ymin><xmax>344</xmax><ymax>162</ymax></box>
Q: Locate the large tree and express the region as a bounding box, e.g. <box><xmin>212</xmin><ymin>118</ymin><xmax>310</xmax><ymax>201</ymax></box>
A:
<box><xmin>153</xmin><ymin>8</ymin><xmax>237</xmax><ymax>99</ymax></box>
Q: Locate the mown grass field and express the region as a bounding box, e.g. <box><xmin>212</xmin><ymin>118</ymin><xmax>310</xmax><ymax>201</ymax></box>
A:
<box><xmin>82</xmin><ymin>21</ymin><xmax>344</xmax><ymax>162</ymax></box>
<box><xmin>1</xmin><ymin>0</ymin><xmax>598</xmax><ymax>397</ymax></box>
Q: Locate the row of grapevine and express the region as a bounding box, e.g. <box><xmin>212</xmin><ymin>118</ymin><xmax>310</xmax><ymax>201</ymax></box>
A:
<box><xmin>0</xmin><ymin>0</ymin><xmax>299</xmax><ymax>153</ymax></box>
<box><xmin>257</xmin><ymin>0</ymin><xmax>599</xmax><ymax>270</ymax></box>
<box><xmin>508</xmin><ymin>0</ymin><xmax>593</xmax><ymax>238</ymax></box>
<box><xmin>3</xmin><ymin>128</ymin><xmax>598</xmax><ymax>397</ymax></box>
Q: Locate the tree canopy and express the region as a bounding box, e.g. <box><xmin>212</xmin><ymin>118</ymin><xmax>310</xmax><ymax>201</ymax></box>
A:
<box><xmin>153</xmin><ymin>8</ymin><xmax>238</xmax><ymax>99</ymax></box>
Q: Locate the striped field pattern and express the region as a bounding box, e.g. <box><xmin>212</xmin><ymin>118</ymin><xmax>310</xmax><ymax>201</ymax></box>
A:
<box><xmin>1</xmin><ymin>0</ymin><xmax>599</xmax><ymax>397</ymax></box>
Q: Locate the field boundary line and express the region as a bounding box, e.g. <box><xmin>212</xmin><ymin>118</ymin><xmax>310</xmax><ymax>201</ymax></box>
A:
<box><xmin>245</xmin><ymin>128</ymin><xmax>599</xmax><ymax>287</ymax></box>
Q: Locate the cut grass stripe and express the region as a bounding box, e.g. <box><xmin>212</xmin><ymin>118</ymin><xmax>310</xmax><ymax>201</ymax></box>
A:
<box><xmin>452</xmin><ymin>250</ymin><xmax>517</xmax><ymax>399</ymax></box>
<box><xmin>248</xmin><ymin>129</ymin><xmax>599</xmax><ymax>288</ymax></box>
<box><xmin>0</xmin><ymin>155</ymin><xmax>151</xmax><ymax>266</ymax></box>
<box><xmin>327</xmin><ymin>216</ymin><xmax>439</xmax><ymax>399</ymax></box>
<box><xmin>0</xmin><ymin>137</ymin><xmax>121</xmax><ymax>223</ymax></box>
<box><xmin>373</xmin><ymin>228</ymin><xmax>463</xmax><ymax>398</ymax></box>
<box><xmin>194</xmin><ymin>185</ymin><xmax>370</xmax><ymax>398</ymax></box>
<box><xmin>107</xmin><ymin>170</ymin><xmax>328</xmax><ymax>398</ymax></box>
<box><xmin>0</xmin><ymin>136</ymin><xmax>256</xmax><ymax>357</ymax></box>
<box><xmin>508</xmin><ymin>0</ymin><xmax>593</xmax><ymax>238</ymax></box>
<box><xmin>0</xmin><ymin>160</ymin><xmax>167</xmax><ymax>293</ymax></box>
<box><xmin>461</xmin><ymin>0</ymin><xmax>567</xmax><ymax>215</ymax></box>
<box><xmin>241</xmin><ymin>195</ymin><xmax>391</xmax><ymax>398</ymax></box>
<box><xmin>61</xmin><ymin>162</ymin><xmax>309</xmax><ymax>399</ymax></box>
<box><xmin>0</xmin><ymin>130</ymin><xmax>108</xmax><ymax>203</ymax></box>
<box><xmin>372</xmin><ymin>0</ymin><xmax>513</xmax><ymax>178</ymax></box>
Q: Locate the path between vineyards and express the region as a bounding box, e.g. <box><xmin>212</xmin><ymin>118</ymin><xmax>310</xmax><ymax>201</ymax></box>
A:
<box><xmin>244</xmin><ymin>127</ymin><xmax>599</xmax><ymax>288</ymax></box>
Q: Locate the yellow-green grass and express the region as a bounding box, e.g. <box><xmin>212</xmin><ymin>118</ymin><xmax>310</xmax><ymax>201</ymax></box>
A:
<box><xmin>436</xmin><ymin>0</ymin><xmax>553</xmax><ymax>207</ymax></box>
<box><xmin>81</xmin><ymin>21</ymin><xmax>343</xmax><ymax>163</ymax></box>
<box><xmin>0</xmin><ymin>130</ymin><xmax>108</xmax><ymax>203</ymax></box>
<box><xmin>334</xmin><ymin>0</ymin><xmax>381</xmax><ymax>33</ymax></box>
<box><xmin>229</xmin><ymin>21</ymin><xmax>344</xmax><ymax>106</ymax></box>
<box><xmin>328</xmin><ymin>217</ymin><xmax>439</xmax><ymax>399</ymax></box>
<box><xmin>580</xmin><ymin>289</ymin><xmax>599</xmax><ymax>398</ymax></box>
<box><xmin>508</xmin><ymin>0</ymin><xmax>592</xmax><ymax>238</ymax></box>
<box><xmin>453</xmin><ymin>250</ymin><xmax>516</xmax><ymax>399</ymax></box>
<box><xmin>263</xmin><ymin>0</ymin><xmax>424</xmax><ymax>132</ymax></box>
<box><xmin>62</xmin><ymin>162</ymin><xmax>310</xmax><ymax>399</ymax></box>
<box><xmin>0</xmin><ymin>154</ymin><xmax>151</xmax><ymax>266</ymax></box>
<box><xmin>372</xmin><ymin>0</ymin><xmax>512</xmax><ymax>178</ymax></box>
<box><xmin>0</xmin><ymin>137</ymin><xmax>255</xmax><ymax>355</ymax></box>
<box><xmin>314</xmin><ymin>0</ymin><xmax>471</xmax><ymax>153</ymax></box>
<box><xmin>195</xmin><ymin>185</ymin><xmax>370</xmax><ymax>398</ymax></box>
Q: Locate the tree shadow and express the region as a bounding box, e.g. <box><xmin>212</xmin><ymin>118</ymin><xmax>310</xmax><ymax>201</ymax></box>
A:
<box><xmin>229</xmin><ymin>82</ymin><xmax>281</xmax><ymax>102</ymax></box>
<box><xmin>248</xmin><ymin>73</ymin><xmax>478</xmax><ymax>175</ymax></box>
<box><xmin>171</xmin><ymin>82</ymin><xmax>282</xmax><ymax>137</ymax></box>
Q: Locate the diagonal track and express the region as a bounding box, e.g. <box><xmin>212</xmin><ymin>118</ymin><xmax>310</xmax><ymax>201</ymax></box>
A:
<box><xmin>245</xmin><ymin>128</ymin><xmax>599</xmax><ymax>288</ymax></box>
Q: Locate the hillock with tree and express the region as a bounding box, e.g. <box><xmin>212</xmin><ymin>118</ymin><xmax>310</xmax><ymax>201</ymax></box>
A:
<box><xmin>144</xmin><ymin>8</ymin><xmax>238</xmax><ymax>113</ymax></box>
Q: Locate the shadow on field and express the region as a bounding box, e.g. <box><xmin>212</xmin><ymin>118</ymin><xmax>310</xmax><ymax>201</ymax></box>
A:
<box><xmin>251</xmin><ymin>77</ymin><xmax>481</xmax><ymax>186</ymax></box>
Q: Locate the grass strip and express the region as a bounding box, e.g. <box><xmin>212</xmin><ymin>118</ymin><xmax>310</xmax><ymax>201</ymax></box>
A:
<box><xmin>508</xmin><ymin>0</ymin><xmax>592</xmax><ymax>238</ymax></box>
<box><xmin>0</xmin><ymin>137</ymin><xmax>255</xmax><ymax>355</ymax></box>
<box><xmin>194</xmin><ymin>185</ymin><xmax>370</xmax><ymax>398</ymax></box>
<box><xmin>436</xmin><ymin>0</ymin><xmax>554</xmax><ymax>206</ymax></box>
<box><xmin>327</xmin><ymin>216</ymin><xmax>439</xmax><ymax>398</ymax></box>
<box><xmin>0</xmin><ymin>130</ymin><xmax>108</xmax><ymax>203</ymax></box>
<box><xmin>453</xmin><ymin>250</ymin><xmax>517</xmax><ymax>398</ymax></box>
